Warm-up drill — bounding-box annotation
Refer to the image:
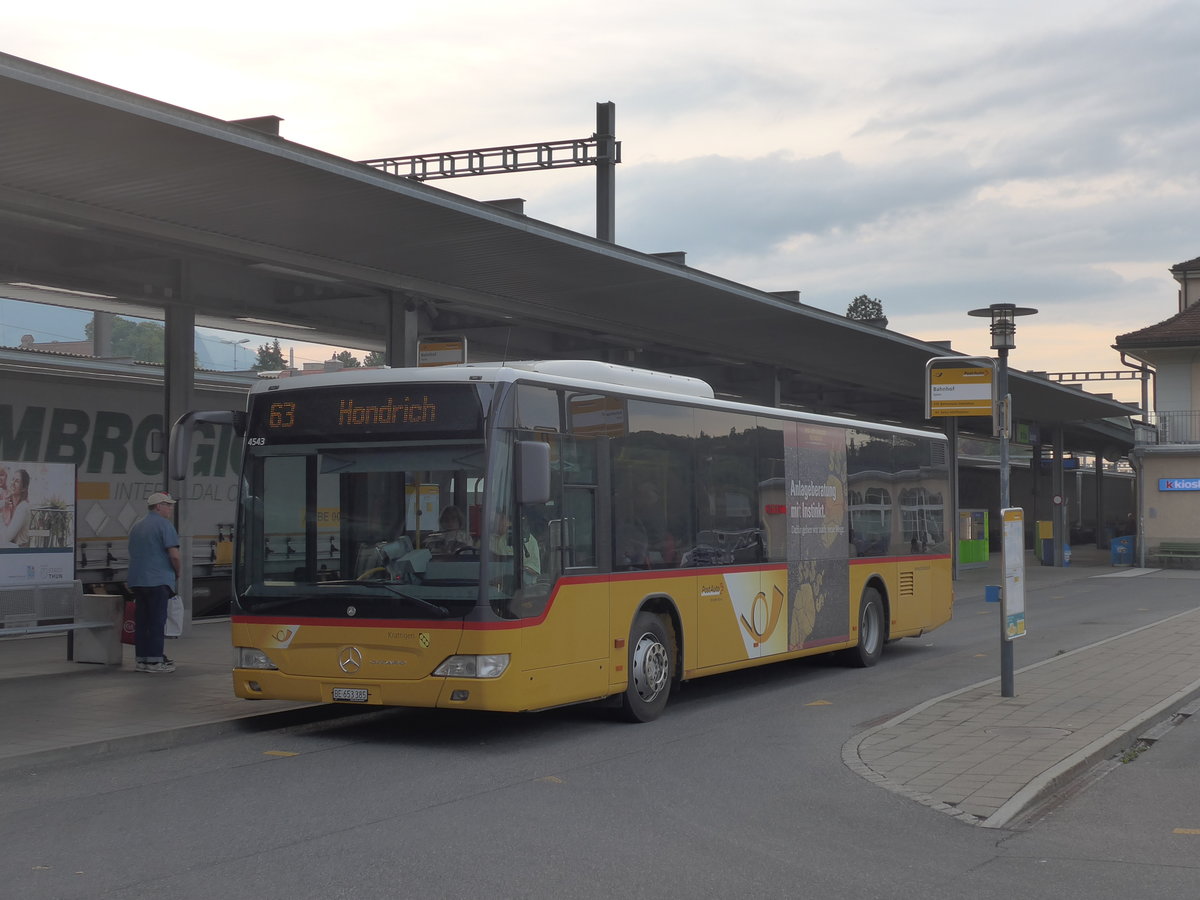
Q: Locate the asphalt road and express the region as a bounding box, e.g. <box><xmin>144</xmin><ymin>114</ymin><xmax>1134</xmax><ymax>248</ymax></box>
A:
<box><xmin>2</xmin><ymin>574</ymin><xmax>1198</xmax><ymax>899</ymax></box>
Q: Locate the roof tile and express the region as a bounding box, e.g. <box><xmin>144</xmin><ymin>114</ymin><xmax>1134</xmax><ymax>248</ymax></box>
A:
<box><xmin>1115</xmin><ymin>301</ymin><xmax>1200</xmax><ymax>348</ymax></box>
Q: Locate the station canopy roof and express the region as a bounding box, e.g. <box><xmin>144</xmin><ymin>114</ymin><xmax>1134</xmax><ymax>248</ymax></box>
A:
<box><xmin>0</xmin><ymin>51</ymin><xmax>1137</xmax><ymax>457</ymax></box>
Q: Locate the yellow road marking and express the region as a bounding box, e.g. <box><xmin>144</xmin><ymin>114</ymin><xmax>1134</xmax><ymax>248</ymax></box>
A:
<box><xmin>264</xmin><ymin>750</ymin><xmax>299</xmax><ymax>757</ymax></box>
<box><xmin>1173</xmin><ymin>828</ymin><xmax>1200</xmax><ymax>835</ymax></box>
<box><xmin>806</xmin><ymin>700</ymin><xmax>832</xmax><ymax>706</ymax></box>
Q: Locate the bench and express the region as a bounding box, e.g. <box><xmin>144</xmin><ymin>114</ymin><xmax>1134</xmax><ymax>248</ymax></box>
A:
<box><xmin>1149</xmin><ymin>541</ymin><xmax>1200</xmax><ymax>569</ymax></box>
<box><xmin>0</xmin><ymin>583</ymin><xmax>123</xmax><ymax>664</ymax></box>
<box><xmin>1</xmin><ymin>619</ymin><xmax>116</xmax><ymax>658</ymax></box>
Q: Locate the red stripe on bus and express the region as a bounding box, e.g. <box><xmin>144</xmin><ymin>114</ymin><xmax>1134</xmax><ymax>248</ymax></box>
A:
<box><xmin>850</xmin><ymin>554</ymin><xmax>951</xmax><ymax>565</ymax></box>
<box><xmin>233</xmin><ymin>555</ymin><xmax>949</xmax><ymax>632</ymax></box>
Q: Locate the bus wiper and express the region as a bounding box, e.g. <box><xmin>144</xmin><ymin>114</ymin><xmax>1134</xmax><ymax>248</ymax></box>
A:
<box><xmin>318</xmin><ymin>580</ymin><xmax>452</xmax><ymax>617</ymax></box>
<box><xmin>379</xmin><ymin>584</ymin><xmax>452</xmax><ymax>618</ymax></box>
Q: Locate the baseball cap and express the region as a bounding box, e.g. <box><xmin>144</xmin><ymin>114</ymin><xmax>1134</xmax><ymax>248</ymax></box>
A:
<box><xmin>147</xmin><ymin>491</ymin><xmax>177</xmax><ymax>507</ymax></box>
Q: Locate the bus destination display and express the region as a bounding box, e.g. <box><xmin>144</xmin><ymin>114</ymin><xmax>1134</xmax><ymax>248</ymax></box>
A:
<box><xmin>249</xmin><ymin>384</ymin><xmax>483</xmax><ymax>443</ymax></box>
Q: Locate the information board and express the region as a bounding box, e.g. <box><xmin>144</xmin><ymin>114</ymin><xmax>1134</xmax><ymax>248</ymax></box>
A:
<box><xmin>1001</xmin><ymin>507</ymin><xmax>1026</xmax><ymax>640</ymax></box>
<box><xmin>928</xmin><ymin>366</ymin><xmax>995</xmax><ymax>417</ymax></box>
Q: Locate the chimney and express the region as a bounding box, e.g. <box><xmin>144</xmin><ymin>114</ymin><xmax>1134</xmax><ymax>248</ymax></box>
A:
<box><xmin>230</xmin><ymin>116</ymin><xmax>283</xmax><ymax>136</ymax></box>
<box><xmin>651</xmin><ymin>252</ymin><xmax>687</xmax><ymax>266</ymax></box>
<box><xmin>484</xmin><ymin>198</ymin><xmax>526</xmax><ymax>215</ymax></box>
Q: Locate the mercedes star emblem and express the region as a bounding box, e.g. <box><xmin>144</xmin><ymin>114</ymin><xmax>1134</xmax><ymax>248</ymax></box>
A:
<box><xmin>338</xmin><ymin>646</ymin><xmax>363</xmax><ymax>674</ymax></box>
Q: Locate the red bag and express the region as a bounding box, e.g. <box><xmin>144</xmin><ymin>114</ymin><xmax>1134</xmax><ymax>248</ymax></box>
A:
<box><xmin>121</xmin><ymin>600</ymin><xmax>136</xmax><ymax>645</ymax></box>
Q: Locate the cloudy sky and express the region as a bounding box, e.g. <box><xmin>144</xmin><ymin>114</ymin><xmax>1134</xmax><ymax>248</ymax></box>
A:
<box><xmin>8</xmin><ymin>0</ymin><xmax>1200</xmax><ymax>400</ymax></box>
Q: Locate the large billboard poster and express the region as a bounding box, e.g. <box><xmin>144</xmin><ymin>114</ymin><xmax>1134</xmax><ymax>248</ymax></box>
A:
<box><xmin>1</xmin><ymin>372</ymin><xmax>243</xmax><ymax>587</ymax></box>
<box><xmin>785</xmin><ymin>422</ymin><xmax>850</xmax><ymax>651</ymax></box>
<box><xmin>0</xmin><ymin>460</ymin><xmax>76</xmax><ymax>585</ymax></box>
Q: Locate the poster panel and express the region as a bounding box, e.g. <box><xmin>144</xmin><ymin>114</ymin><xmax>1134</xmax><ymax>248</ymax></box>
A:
<box><xmin>0</xmin><ymin>460</ymin><xmax>76</xmax><ymax>585</ymax></box>
<box><xmin>785</xmin><ymin>422</ymin><xmax>849</xmax><ymax>651</ymax></box>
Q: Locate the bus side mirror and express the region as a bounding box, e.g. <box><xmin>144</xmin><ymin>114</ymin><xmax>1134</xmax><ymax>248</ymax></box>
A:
<box><xmin>169</xmin><ymin>410</ymin><xmax>246</xmax><ymax>482</ymax></box>
<box><xmin>515</xmin><ymin>440</ymin><xmax>551</xmax><ymax>505</ymax></box>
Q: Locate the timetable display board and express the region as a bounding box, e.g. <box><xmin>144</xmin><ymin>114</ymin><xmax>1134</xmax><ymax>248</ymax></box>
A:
<box><xmin>1001</xmin><ymin>507</ymin><xmax>1026</xmax><ymax>640</ymax></box>
<box><xmin>247</xmin><ymin>384</ymin><xmax>484</xmax><ymax>444</ymax></box>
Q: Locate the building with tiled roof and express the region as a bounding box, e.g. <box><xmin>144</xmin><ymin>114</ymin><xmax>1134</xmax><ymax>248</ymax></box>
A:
<box><xmin>1113</xmin><ymin>258</ymin><xmax>1200</xmax><ymax>565</ymax></box>
<box><xmin>1114</xmin><ymin>260</ymin><xmax>1200</xmax><ymax>431</ymax></box>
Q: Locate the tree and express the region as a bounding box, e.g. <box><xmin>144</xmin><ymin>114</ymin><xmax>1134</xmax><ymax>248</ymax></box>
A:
<box><xmin>253</xmin><ymin>338</ymin><xmax>287</xmax><ymax>371</ymax></box>
<box><xmin>363</xmin><ymin>350</ymin><xmax>386</xmax><ymax>367</ymax></box>
<box><xmin>332</xmin><ymin>350</ymin><xmax>361</xmax><ymax>368</ymax></box>
<box><xmin>846</xmin><ymin>295</ymin><xmax>886</xmax><ymax>321</ymax></box>
<box><xmin>85</xmin><ymin>315</ymin><xmax>166</xmax><ymax>363</ymax></box>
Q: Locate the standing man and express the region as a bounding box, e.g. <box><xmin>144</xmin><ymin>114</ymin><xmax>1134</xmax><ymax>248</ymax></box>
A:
<box><xmin>128</xmin><ymin>491</ymin><xmax>182</xmax><ymax>673</ymax></box>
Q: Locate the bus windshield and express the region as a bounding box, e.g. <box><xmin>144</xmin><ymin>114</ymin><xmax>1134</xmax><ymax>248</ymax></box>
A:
<box><xmin>237</xmin><ymin>438</ymin><xmax>489</xmax><ymax>618</ymax></box>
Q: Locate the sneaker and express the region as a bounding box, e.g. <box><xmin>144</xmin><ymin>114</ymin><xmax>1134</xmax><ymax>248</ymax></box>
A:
<box><xmin>162</xmin><ymin>656</ymin><xmax>174</xmax><ymax>667</ymax></box>
<box><xmin>141</xmin><ymin>660</ymin><xmax>176</xmax><ymax>674</ymax></box>
<box><xmin>135</xmin><ymin>661</ymin><xmax>150</xmax><ymax>673</ymax></box>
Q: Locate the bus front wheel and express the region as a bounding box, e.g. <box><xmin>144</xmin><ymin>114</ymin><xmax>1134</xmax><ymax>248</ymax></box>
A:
<box><xmin>619</xmin><ymin>612</ymin><xmax>674</xmax><ymax>722</ymax></box>
<box><xmin>847</xmin><ymin>587</ymin><xmax>884</xmax><ymax>668</ymax></box>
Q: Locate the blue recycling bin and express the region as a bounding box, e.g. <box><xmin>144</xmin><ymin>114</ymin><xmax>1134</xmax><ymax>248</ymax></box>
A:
<box><xmin>1041</xmin><ymin>539</ymin><xmax>1072</xmax><ymax>566</ymax></box>
<box><xmin>1111</xmin><ymin>535</ymin><xmax>1135</xmax><ymax>566</ymax></box>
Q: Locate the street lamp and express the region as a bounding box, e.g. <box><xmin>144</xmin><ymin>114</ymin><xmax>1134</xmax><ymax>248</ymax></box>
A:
<box><xmin>221</xmin><ymin>337</ymin><xmax>250</xmax><ymax>371</ymax></box>
<box><xmin>967</xmin><ymin>302</ymin><xmax>1037</xmax><ymax>698</ymax></box>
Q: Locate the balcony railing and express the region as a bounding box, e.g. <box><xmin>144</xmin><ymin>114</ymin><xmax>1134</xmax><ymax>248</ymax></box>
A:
<box><xmin>1141</xmin><ymin>410</ymin><xmax>1200</xmax><ymax>444</ymax></box>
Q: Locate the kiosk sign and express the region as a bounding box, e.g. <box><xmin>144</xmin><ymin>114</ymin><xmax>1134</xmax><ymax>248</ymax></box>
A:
<box><xmin>1159</xmin><ymin>478</ymin><xmax>1200</xmax><ymax>492</ymax></box>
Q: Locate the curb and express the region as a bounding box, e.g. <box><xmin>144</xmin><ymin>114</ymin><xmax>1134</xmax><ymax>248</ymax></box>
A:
<box><xmin>982</xmin><ymin>680</ymin><xmax>1200</xmax><ymax>828</ymax></box>
<box><xmin>0</xmin><ymin>703</ymin><xmax>380</xmax><ymax>777</ymax></box>
<box><xmin>843</xmin><ymin>607</ymin><xmax>1200</xmax><ymax>828</ymax></box>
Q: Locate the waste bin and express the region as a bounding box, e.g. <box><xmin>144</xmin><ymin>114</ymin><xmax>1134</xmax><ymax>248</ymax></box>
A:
<box><xmin>1041</xmin><ymin>538</ymin><xmax>1070</xmax><ymax>566</ymax></box>
<box><xmin>1111</xmin><ymin>535</ymin><xmax>1135</xmax><ymax>566</ymax></box>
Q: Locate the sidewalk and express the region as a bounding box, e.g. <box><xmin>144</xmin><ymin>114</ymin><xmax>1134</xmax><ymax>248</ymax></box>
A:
<box><xmin>0</xmin><ymin>618</ymin><xmax>333</xmax><ymax>774</ymax></box>
<box><xmin>845</xmin><ymin>547</ymin><xmax>1200</xmax><ymax>827</ymax></box>
<box><xmin>3</xmin><ymin>548</ymin><xmax>1200</xmax><ymax>833</ymax></box>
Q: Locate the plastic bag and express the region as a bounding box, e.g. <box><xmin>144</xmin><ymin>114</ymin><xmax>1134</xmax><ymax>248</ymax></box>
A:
<box><xmin>165</xmin><ymin>594</ymin><xmax>185</xmax><ymax>638</ymax></box>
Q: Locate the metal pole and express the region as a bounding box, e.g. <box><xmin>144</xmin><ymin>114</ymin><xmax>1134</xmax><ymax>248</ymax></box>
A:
<box><xmin>595</xmin><ymin>102</ymin><xmax>616</xmax><ymax>243</ymax></box>
<box><xmin>998</xmin><ymin>345</ymin><xmax>1014</xmax><ymax>697</ymax></box>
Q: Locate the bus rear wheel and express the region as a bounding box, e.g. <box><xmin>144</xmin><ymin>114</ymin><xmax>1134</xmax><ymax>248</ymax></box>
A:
<box><xmin>619</xmin><ymin>612</ymin><xmax>674</xmax><ymax>722</ymax></box>
<box><xmin>846</xmin><ymin>587</ymin><xmax>884</xmax><ymax>668</ymax></box>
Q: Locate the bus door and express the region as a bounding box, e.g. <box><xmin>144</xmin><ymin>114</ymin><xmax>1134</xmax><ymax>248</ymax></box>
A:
<box><xmin>504</xmin><ymin>389</ymin><xmax>607</xmax><ymax>673</ymax></box>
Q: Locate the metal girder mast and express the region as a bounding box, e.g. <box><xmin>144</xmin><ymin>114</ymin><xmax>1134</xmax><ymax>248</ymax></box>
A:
<box><xmin>1048</xmin><ymin>365</ymin><xmax>1152</xmax><ymax>415</ymax></box>
<box><xmin>361</xmin><ymin>136</ymin><xmax>620</xmax><ymax>181</ymax></box>
<box><xmin>1046</xmin><ymin>370</ymin><xmax>1145</xmax><ymax>382</ymax></box>
<box><xmin>359</xmin><ymin>102</ymin><xmax>619</xmax><ymax>242</ymax></box>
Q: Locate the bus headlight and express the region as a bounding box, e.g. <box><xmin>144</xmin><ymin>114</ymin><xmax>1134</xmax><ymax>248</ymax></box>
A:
<box><xmin>236</xmin><ymin>647</ymin><xmax>278</xmax><ymax>670</ymax></box>
<box><xmin>433</xmin><ymin>654</ymin><xmax>510</xmax><ymax>679</ymax></box>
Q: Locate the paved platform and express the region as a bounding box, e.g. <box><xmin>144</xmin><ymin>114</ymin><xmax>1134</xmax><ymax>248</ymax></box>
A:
<box><xmin>3</xmin><ymin>547</ymin><xmax>1199</xmax><ymax>834</ymax></box>
<box><xmin>0</xmin><ymin>617</ymin><xmax>329</xmax><ymax>774</ymax></box>
<box><xmin>845</xmin><ymin>550</ymin><xmax>1200</xmax><ymax>827</ymax></box>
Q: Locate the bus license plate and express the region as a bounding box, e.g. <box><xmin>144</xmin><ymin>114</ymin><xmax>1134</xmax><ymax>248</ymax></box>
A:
<box><xmin>332</xmin><ymin>687</ymin><xmax>369</xmax><ymax>702</ymax></box>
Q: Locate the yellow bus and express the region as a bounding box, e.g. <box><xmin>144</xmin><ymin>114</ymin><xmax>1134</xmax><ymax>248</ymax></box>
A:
<box><xmin>172</xmin><ymin>360</ymin><xmax>953</xmax><ymax>722</ymax></box>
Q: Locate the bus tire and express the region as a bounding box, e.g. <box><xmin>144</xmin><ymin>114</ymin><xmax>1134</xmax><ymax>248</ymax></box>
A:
<box><xmin>619</xmin><ymin>612</ymin><xmax>674</xmax><ymax>722</ymax></box>
<box><xmin>847</xmin><ymin>587</ymin><xmax>884</xmax><ymax>668</ymax></box>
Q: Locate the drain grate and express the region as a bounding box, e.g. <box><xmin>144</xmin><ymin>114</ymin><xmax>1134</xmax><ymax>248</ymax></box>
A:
<box><xmin>979</xmin><ymin>726</ymin><xmax>1072</xmax><ymax>738</ymax></box>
